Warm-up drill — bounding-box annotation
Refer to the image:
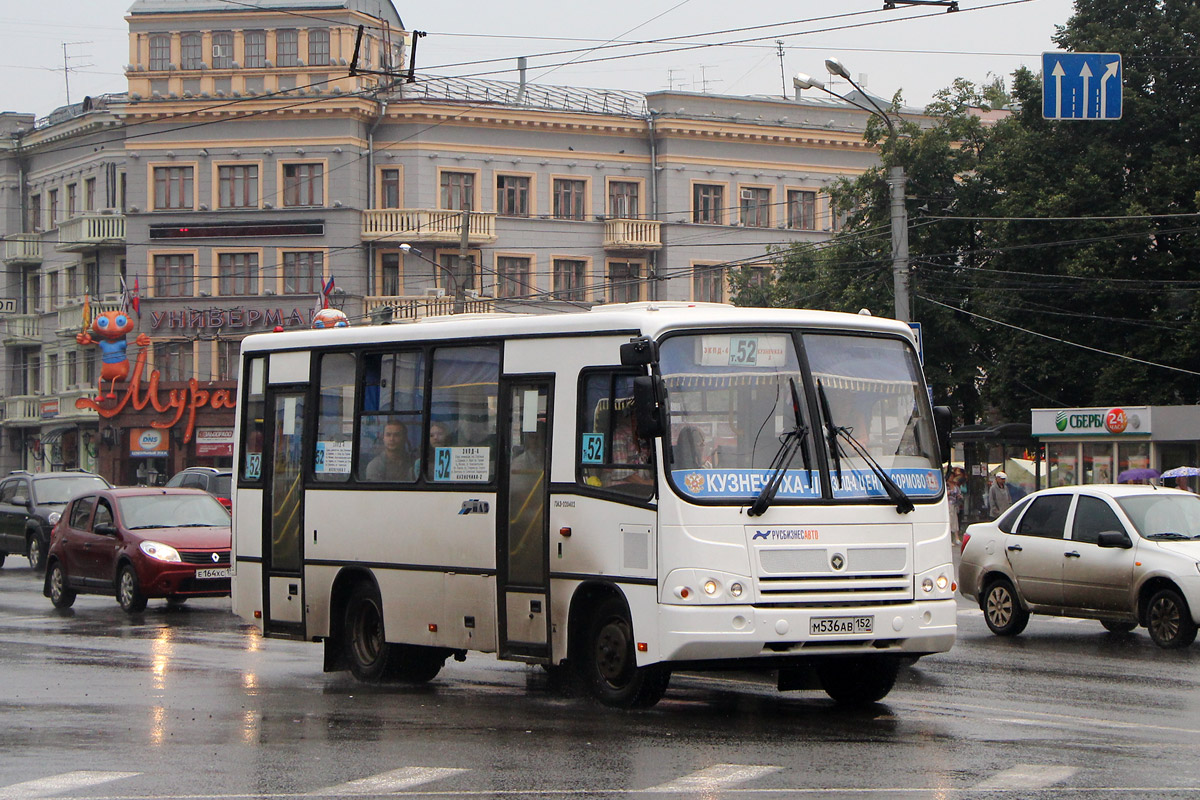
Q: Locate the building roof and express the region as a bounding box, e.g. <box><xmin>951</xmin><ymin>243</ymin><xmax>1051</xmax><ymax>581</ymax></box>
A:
<box><xmin>127</xmin><ymin>0</ymin><xmax>402</xmax><ymax>26</ymax></box>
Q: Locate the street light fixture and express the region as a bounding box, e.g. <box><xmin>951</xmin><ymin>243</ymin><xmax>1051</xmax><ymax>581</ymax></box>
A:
<box><xmin>399</xmin><ymin>243</ymin><xmax>460</xmax><ymax>308</ymax></box>
<box><xmin>793</xmin><ymin>62</ymin><xmax>911</xmax><ymax>322</ymax></box>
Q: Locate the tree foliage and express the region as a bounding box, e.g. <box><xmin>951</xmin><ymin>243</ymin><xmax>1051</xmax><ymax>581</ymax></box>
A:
<box><xmin>732</xmin><ymin>0</ymin><xmax>1200</xmax><ymax>424</ymax></box>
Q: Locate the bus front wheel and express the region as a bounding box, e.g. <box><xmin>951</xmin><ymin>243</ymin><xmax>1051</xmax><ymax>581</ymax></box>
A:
<box><xmin>816</xmin><ymin>655</ymin><xmax>900</xmax><ymax>706</ymax></box>
<box><xmin>578</xmin><ymin>597</ymin><xmax>670</xmax><ymax>709</ymax></box>
<box><xmin>343</xmin><ymin>581</ymin><xmax>447</xmax><ymax>683</ymax></box>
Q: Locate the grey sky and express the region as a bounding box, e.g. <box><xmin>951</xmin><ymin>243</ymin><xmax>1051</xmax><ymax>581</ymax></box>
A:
<box><xmin>2</xmin><ymin>0</ymin><xmax>1075</xmax><ymax>118</ymax></box>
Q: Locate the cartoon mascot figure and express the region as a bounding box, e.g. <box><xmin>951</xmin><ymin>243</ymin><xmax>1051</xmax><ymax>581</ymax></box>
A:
<box><xmin>76</xmin><ymin>311</ymin><xmax>150</xmax><ymax>399</ymax></box>
<box><xmin>312</xmin><ymin>308</ymin><xmax>349</xmax><ymax>329</ymax></box>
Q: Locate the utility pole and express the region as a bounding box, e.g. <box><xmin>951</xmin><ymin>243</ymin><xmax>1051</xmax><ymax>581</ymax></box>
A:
<box><xmin>889</xmin><ymin>165</ymin><xmax>910</xmax><ymax>322</ymax></box>
<box><xmin>454</xmin><ymin>205</ymin><xmax>471</xmax><ymax>313</ymax></box>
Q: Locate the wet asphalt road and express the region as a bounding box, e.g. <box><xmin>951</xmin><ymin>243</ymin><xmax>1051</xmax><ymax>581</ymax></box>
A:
<box><xmin>2</xmin><ymin>561</ymin><xmax>1200</xmax><ymax>800</ymax></box>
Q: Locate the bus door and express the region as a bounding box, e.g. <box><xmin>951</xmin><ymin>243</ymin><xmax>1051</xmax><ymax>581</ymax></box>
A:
<box><xmin>497</xmin><ymin>378</ymin><xmax>552</xmax><ymax>660</ymax></box>
<box><xmin>261</xmin><ymin>387</ymin><xmax>308</xmax><ymax>636</ymax></box>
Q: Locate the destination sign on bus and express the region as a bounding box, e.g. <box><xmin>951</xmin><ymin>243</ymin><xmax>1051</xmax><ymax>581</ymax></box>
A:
<box><xmin>673</xmin><ymin>467</ymin><xmax>943</xmax><ymax>500</ymax></box>
<box><xmin>699</xmin><ymin>335</ymin><xmax>789</xmax><ymax>368</ymax></box>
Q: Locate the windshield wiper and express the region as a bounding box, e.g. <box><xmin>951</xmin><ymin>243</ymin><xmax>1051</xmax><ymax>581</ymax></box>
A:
<box><xmin>1146</xmin><ymin>532</ymin><xmax>1191</xmax><ymax>540</ymax></box>
<box><xmin>816</xmin><ymin>380</ymin><xmax>915</xmax><ymax>515</ymax></box>
<box><xmin>748</xmin><ymin>379</ymin><xmax>811</xmax><ymax>517</ymax></box>
<box><xmin>128</xmin><ymin>524</ymin><xmax>171</xmax><ymax>529</ymax></box>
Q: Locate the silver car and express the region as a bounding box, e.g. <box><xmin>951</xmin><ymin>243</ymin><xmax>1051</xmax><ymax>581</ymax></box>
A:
<box><xmin>958</xmin><ymin>485</ymin><xmax>1200</xmax><ymax>648</ymax></box>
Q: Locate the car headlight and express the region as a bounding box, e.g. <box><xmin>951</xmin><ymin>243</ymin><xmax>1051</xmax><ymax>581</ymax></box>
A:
<box><xmin>140</xmin><ymin>541</ymin><xmax>182</xmax><ymax>562</ymax></box>
<box><xmin>47</xmin><ymin>511</ymin><xmax>61</xmax><ymax>525</ymax></box>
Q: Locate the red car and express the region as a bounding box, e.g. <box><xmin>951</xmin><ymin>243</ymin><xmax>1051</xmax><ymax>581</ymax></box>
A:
<box><xmin>43</xmin><ymin>487</ymin><xmax>232</xmax><ymax>613</ymax></box>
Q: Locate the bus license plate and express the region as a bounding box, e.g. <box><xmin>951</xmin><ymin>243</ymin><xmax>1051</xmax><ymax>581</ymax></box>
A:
<box><xmin>810</xmin><ymin>616</ymin><xmax>873</xmax><ymax>635</ymax></box>
<box><xmin>196</xmin><ymin>567</ymin><xmax>231</xmax><ymax>580</ymax></box>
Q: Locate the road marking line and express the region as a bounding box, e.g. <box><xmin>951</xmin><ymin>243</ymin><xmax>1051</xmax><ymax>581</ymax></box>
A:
<box><xmin>0</xmin><ymin>771</ymin><xmax>140</xmax><ymax>798</ymax></box>
<box><xmin>970</xmin><ymin>764</ymin><xmax>1078</xmax><ymax>792</ymax></box>
<box><xmin>314</xmin><ymin>767</ymin><xmax>468</xmax><ymax>796</ymax></box>
<box><xmin>644</xmin><ymin>764</ymin><xmax>782</xmax><ymax>793</ymax></box>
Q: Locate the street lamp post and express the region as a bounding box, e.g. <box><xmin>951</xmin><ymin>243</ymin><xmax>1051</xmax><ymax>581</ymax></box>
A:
<box><xmin>794</xmin><ymin>59</ymin><xmax>910</xmax><ymax>322</ymax></box>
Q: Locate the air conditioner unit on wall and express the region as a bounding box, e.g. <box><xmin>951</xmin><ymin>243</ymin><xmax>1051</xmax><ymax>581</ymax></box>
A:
<box><xmin>740</xmin><ymin>189</ymin><xmax>755</xmax><ymax>200</ymax></box>
<box><xmin>425</xmin><ymin>287</ymin><xmax>446</xmax><ymax>298</ymax></box>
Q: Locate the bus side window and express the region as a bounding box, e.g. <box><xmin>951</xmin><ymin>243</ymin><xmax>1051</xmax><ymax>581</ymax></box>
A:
<box><xmin>241</xmin><ymin>356</ymin><xmax>265</xmax><ymax>483</ymax></box>
<box><xmin>425</xmin><ymin>345</ymin><xmax>499</xmax><ymax>483</ymax></box>
<box><xmin>356</xmin><ymin>351</ymin><xmax>424</xmax><ymax>484</ymax></box>
<box><xmin>579</xmin><ymin>371</ymin><xmax>655</xmax><ymax>500</ymax></box>
<box><xmin>313</xmin><ymin>353</ymin><xmax>355</xmax><ymax>482</ymax></box>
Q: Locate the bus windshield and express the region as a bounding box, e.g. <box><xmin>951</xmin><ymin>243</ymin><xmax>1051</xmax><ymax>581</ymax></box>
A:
<box><xmin>660</xmin><ymin>330</ymin><xmax>942</xmax><ymax>505</ymax></box>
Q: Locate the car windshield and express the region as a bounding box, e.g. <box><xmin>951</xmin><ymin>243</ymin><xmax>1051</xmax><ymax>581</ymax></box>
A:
<box><xmin>1117</xmin><ymin>493</ymin><xmax>1200</xmax><ymax>539</ymax></box>
<box><xmin>33</xmin><ymin>476</ymin><xmax>109</xmax><ymax>504</ymax></box>
<box><xmin>117</xmin><ymin>493</ymin><xmax>231</xmax><ymax>529</ymax></box>
<box><xmin>658</xmin><ymin>330</ymin><xmax>941</xmax><ymax>504</ymax></box>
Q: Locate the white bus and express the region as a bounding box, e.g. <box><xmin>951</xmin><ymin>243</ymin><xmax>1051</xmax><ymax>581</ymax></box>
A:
<box><xmin>231</xmin><ymin>303</ymin><xmax>955</xmax><ymax>708</ymax></box>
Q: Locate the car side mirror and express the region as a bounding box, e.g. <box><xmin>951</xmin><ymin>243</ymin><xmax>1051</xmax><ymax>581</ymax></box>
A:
<box><xmin>632</xmin><ymin>375</ymin><xmax>665</xmax><ymax>439</ymax></box>
<box><xmin>94</xmin><ymin>524</ymin><xmax>118</xmax><ymax>537</ymax></box>
<box><xmin>1097</xmin><ymin>530</ymin><xmax>1132</xmax><ymax>549</ymax></box>
<box><xmin>933</xmin><ymin>405</ymin><xmax>953</xmax><ymax>464</ymax></box>
<box><xmin>11</xmin><ymin>494</ymin><xmax>28</xmax><ymax>507</ymax></box>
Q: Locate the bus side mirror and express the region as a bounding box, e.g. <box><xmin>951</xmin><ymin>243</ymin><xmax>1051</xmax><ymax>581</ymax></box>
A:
<box><xmin>633</xmin><ymin>375</ymin><xmax>665</xmax><ymax>439</ymax></box>
<box><xmin>620</xmin><ymin>336</ymin><xmax>659</xmax><ymax>367</ymax></box>
<box><xmin>933</xmin><ymin>405</ymin><xmax>952</xmax><ymax>464</ymax></box>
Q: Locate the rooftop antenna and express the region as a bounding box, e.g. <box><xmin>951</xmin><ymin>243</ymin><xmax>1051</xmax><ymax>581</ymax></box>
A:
<box><xmin>61</xmin><ymin>41</ymin><xmax>92</xmax><ymax>106</ymax></box>
<box><xmin>697</xmin><ymin>65</ymin><xmax>720</xmax><ymax>94</ymax></box>
<box><xmin>776</xmin><ymin>40</ymin><xmax>787</xmax><ymax>99</ymax></box>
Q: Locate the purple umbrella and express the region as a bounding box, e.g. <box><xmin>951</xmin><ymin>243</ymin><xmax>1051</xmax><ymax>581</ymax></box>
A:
<box><xmin>1117</xmin><ymin>467</ymin><xmax>1161</xmax><ymax>484</ymax></box>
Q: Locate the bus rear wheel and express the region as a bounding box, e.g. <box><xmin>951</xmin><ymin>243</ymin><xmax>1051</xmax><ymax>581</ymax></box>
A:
<box><xmin>578</xmin><ymin>597</ymin><xmax>670</xmax><ymax>709</ymax></box>
<box><xmin>816</xmin><ymin>655</ymin><xmax>900</xmax><ymax>706</ymax></box>
<box><xmin>343</xmin><ymin>582</ymin><xmax>448</xmax><ymax>683</ymax></box>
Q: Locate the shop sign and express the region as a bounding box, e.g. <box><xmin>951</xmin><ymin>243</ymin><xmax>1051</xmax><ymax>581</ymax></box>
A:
<box><xmin>196</xmin><ymin>427</ymin><xmax>235</xmax><ymax>457</ymax></box>
<box><xmin>1032</xmin><ymin>406</ymin><xmax>1151</xmax><ymax>437</ymax></box>
<box><xmin>40</xmin><ymin>399</ymin><xmax>59</xmax><ymax>419</ymax></box>
<box><xmin>75</xmin><ymin>348</ymin><xmax>237</xmax><ymax>444</ymax></box>
<box><xmin>151</xmin><ymin>307</ymin><xmax>311</xmax><ymax>331</ymax></box>
<box><xmin>130</xmin><ymin>428</ymin><xmax>169</xmax><ymax>457</ymax></box>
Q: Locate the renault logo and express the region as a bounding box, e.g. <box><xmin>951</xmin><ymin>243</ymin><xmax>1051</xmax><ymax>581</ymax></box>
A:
<box><xmin>830</xmin><ymin>553</ymin><xmax>846</xmax><ymax>571</ymax></box>
<box><xmin>211</xmin><ymin>552</ymin><xmax>220</xmax><ymax>563</ymax></box>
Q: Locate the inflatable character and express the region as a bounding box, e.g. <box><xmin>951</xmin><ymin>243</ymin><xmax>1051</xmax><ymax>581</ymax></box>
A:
<box><xmin>312</xmin><ymin>308</ymin><xmax>349</xmax><ymax>329</ymax></box>
<box><xmin>76</xmin><ymin>311</ymin><xmax>150</xmax><ymax>398</ymax></box>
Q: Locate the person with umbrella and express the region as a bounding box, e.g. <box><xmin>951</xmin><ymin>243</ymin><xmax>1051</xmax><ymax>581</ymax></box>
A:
<box><xmin>1161</xmin><ymin>465</ymin><xmax>1200</xmax><ymax>493</ymax></box>
<box><xmin>1117</xmin><ymin>467</ymin><xmax>1161</xmax><ymax>485</ymax></box>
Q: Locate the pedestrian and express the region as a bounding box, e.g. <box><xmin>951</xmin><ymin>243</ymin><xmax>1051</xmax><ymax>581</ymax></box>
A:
<box><xmin>1174</xmin><ymin>476</ymin><xmax>1196</xmax><ymax>493</ymax></box>
<box><xmin>947</xmin><ymin>467</ymin><xmax>965</xmax><ymax>543</ymax></box>
<box><xmin>987</xmin><ymin>470</ymin><xmax>1014</xmax><ymax>518</ymax></box>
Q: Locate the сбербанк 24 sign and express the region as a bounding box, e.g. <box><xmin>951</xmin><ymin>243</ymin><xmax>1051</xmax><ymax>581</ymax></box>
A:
<box><xmin>1043</xmin><ymin>52</ymin><xmax>1122</xmax><ymax>120</ymax></box>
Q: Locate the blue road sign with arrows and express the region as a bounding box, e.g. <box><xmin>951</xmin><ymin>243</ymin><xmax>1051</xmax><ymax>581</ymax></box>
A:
<box><xmin>1043</xmin><ymin>52</ymin><xmax>1122</xmax><ymax>120</ymax></box>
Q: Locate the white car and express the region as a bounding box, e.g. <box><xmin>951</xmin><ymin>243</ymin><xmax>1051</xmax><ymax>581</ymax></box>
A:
<box><xmin>958</xmin><ymin>484</ymin><xmax>1200</xmax><ymax>648</ymax></box>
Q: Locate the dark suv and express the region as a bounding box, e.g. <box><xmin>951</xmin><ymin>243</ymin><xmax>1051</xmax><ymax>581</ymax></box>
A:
<box><xmin>0</xmin><ymin>470</ymin><xmax>112</xmax><ymax>571</ymax></box>
<box><xmin>165</xmin><ymin>467</ymin><xmax>232</xmax><ymax>509</ymax></box>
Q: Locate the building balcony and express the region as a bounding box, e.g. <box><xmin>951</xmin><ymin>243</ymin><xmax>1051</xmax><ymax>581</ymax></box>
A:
<box><xmin>603</xmin><ymin>218</ymin><xmax>662</xmax><ymax>250</ymax></box>
<box><xmin>1</xmin><ymin>390</ymin><xmax>99</xmax><ymax>428</ymax></box>
<box><xmin>2</xmin><ymin>314</ymin><xmax>40</xmax><ymax>346</ymax></box>
<box><xmin>365</xmin><ymin>294</ymin><xmax>496</xmax><ymax>322</ymax></box>
<box><xmin>361</xmin><ymin>209</ymin><xmax>497</xmax><ymax>244</ymax></box>
<box><xmin>56</xmin><ymin>213</ymin><xmax>126</xmax><ymax>252</ymax></box>
<box><xmin>3</xmin><ymin>395</ymin><xmax>41</xmax><ymax>427</ymax></box>
<box><xmin>3</xmin><ymin>234</ymin><xmax>43</xmax><ymax>265</ymax></box>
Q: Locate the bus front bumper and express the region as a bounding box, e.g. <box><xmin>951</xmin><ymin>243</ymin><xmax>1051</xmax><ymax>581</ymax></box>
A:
<box><xmin>651</xmin><ymin>598</ymin><xmax>956</xmax><ymax>664</ymax></box>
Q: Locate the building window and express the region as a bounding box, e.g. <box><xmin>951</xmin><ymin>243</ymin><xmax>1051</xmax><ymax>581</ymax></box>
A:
<box><xmin>496</xmin><ymin>175</ymin><xmax>529</xmax><ymax>217</ymax></box>
<box><xmin>308</xmin><ymin>28</ymin><xmax>330</xmax><ymax>66</ymax></box>
<box><xmin>67</xmin><ymin>351</ymin><xmax>78</xmax><ymax>388</ymax></box>
<box><xmin>283</xmin><ymin>163</ymin><xmax>323</xmax><ymax>206</ymax></box>
<box><xmin>65</xmin><ymin>266</ymin><xmax>78</xmax><ymax>299</ymax></box>
<box><xmin>608</xmin><ymin>181</ymin><xmax>639</xmax><ymax>218</ymax></box>
<box><xmin>380</xmin><ymin>168</ymin><xmax>401</xmax><ymax>208</ymax></box>
<box><xmin>154</xmin><ymin>341</ymin><xmax>194</xmax><ymax>382</ymax></box>
<box><xmin>84</xmin><ymin>177</ymin><xmax>96</xmax><ymax>212</ymax></box>
<box><xmin>47</xmin><ymin>354</ymin><xmax>58</xmax><ymax>395</ymax></box>
<box><xmin>553</xmin><ymin>179</ymin><xmax>586</xmax><ymax>220</ymax></box>
<box><xmin>149</xmin><ymin>34</ymin><xmax>171</xmax><ymax>71</ymax></box>
<box><xmin>381</xmin><ymin>252</ymin><xmax>400</xmax><ymax>296</ymax></box>
<box><xmin>48</xmin><ymin>189</ymin><xmax>58</xmax><ymax>228</ymax></box>
<box><xmin>607</xmin><ymin>261</ymin><xmax>642</xmax><ymax>304</ymax></box>
<box><xmin>181</xmin><ymin>33</ymin><xmax>202</xmax><ymax>69</ymax></box>
<box><xmin>553</xmin><ymin>259</ymin><xmax>587</xmax><ymax>302</ymax></box>
<box><xmin>276</xmin><ymin>29</ymin><xmax>299</xmax><ymax>67</ymax></box>
<box><xmin>693</xmin><ymin>184</ymin><xmax>724</xmax><ymax>224</ymax></box>
<box><xmin>85</xmin><ymin>261</ymin><xmax>99</xmax><ymax>297</ymax></box>
<box><xmin>218</xmin><ymin>252</ymin><xmax>259</xmax><ymax>296</ymax></box>
<box><xmin>66</xmin><ymin>184</ymin><xmax>77</xmax><ymax>218</ymax></box>
<box><xmin>211</xmin><ymin>32</ymin><xmax>233</xmax><ymax>69</ymax></box>
<box><xmin>29</xmin><ymin>194</ymin><xmax>40</xmax><ymax>231</ymax></box>
<box><xmin>693</xmin><ymin>264</ymin><xmax>725</xmax><ymax>303</ymax></box>
<box><xmin>84</xmin><ymin>350</ymin><xmax>96</xmax><ymax>386</ymax></box>
<box><xmin>218</xmin><ymin>165</ymin><xmax>258</xmax><ymax>208</ymax></box>
<box><xmin>283</xmin><ymin>251</ymin><xmax>323</xmax><ymax>294</ymax></box>
<box><xmin>118</xmin><ymin>171</ymin><xmax>127</xmax><ymax>211</ymax></box>
<box><xmin>216</xmin><ymin>339</ymin><xmax>239</xmax><ymax>381</ymax></box>
<box><xmin>787</xmin><ymin>189</ymin><xmax>816</xmax><ymax>230</ymax></box>
<box><xmin>48</xmin><ymin>272</ymin><xmax>59</xmax><ymax>307</ymax></box>
<box><xmin>28</xmin><ymin>355</ymin><xmax>40</xmax><ymax>395</ymax></box>
<box><xmin>440</xmin><ymin>171</ymin><xmax>474</xmax><ymax>210</ymax></box>
<box><xmin>740</xmin><ymin>187</ymin><xmax>771</xmax><ymax>228</ymax></box>
<box><xmin>244</xmin><ymin>30</ymin><xmax>266</xmax><ymax>68</ymax></box>
<box><xmin>154</xmin><ymin>166</ymin><xmax>194</xmax><ymax>210</ymax></box>
<box><xmin>496</xmin><ymin>256</ymin><xmax>530</xmax><ymax>299</ymax></box>
<box><xmin>154</xmin><ymin>253</ymin><xmax>195</xmax><ymax>298</ymax></box>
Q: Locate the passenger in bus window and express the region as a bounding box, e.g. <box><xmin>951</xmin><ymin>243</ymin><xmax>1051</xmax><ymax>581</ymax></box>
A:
<box><xmin>365</xmin><ymin>419</ymin><xmax>415</xmax><ymax>482</ymax></box>
<box><xmin>430</xmin><ymin>420</ymin><xmax>452</xmax><ymax>448</ymax></box>
<box><xmin>673</xmin><ymin>425</ymin><xmax>711</xmax><ymax>470</ymax></box>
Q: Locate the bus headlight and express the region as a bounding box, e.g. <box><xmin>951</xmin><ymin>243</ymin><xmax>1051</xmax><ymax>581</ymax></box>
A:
<box><xmin>916</xmin><ymin>565</ymin><xmax>955</xmax><ymax>599</ymax></box>
<box><xmin>704</xmin><ymin>579</ymin><xmax>718</xmax><ymax>595</ymax></box>
<box><xmin>730</xmin><ymin>582</ymin><xmax>743</xmax><ymax>598</ymax></box>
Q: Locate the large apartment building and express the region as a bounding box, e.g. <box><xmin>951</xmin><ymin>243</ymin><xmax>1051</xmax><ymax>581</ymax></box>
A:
<box><xmin>1</xmin><ymin>0</ymin><xmax>890</xmax><ymax>483</ymax></box>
